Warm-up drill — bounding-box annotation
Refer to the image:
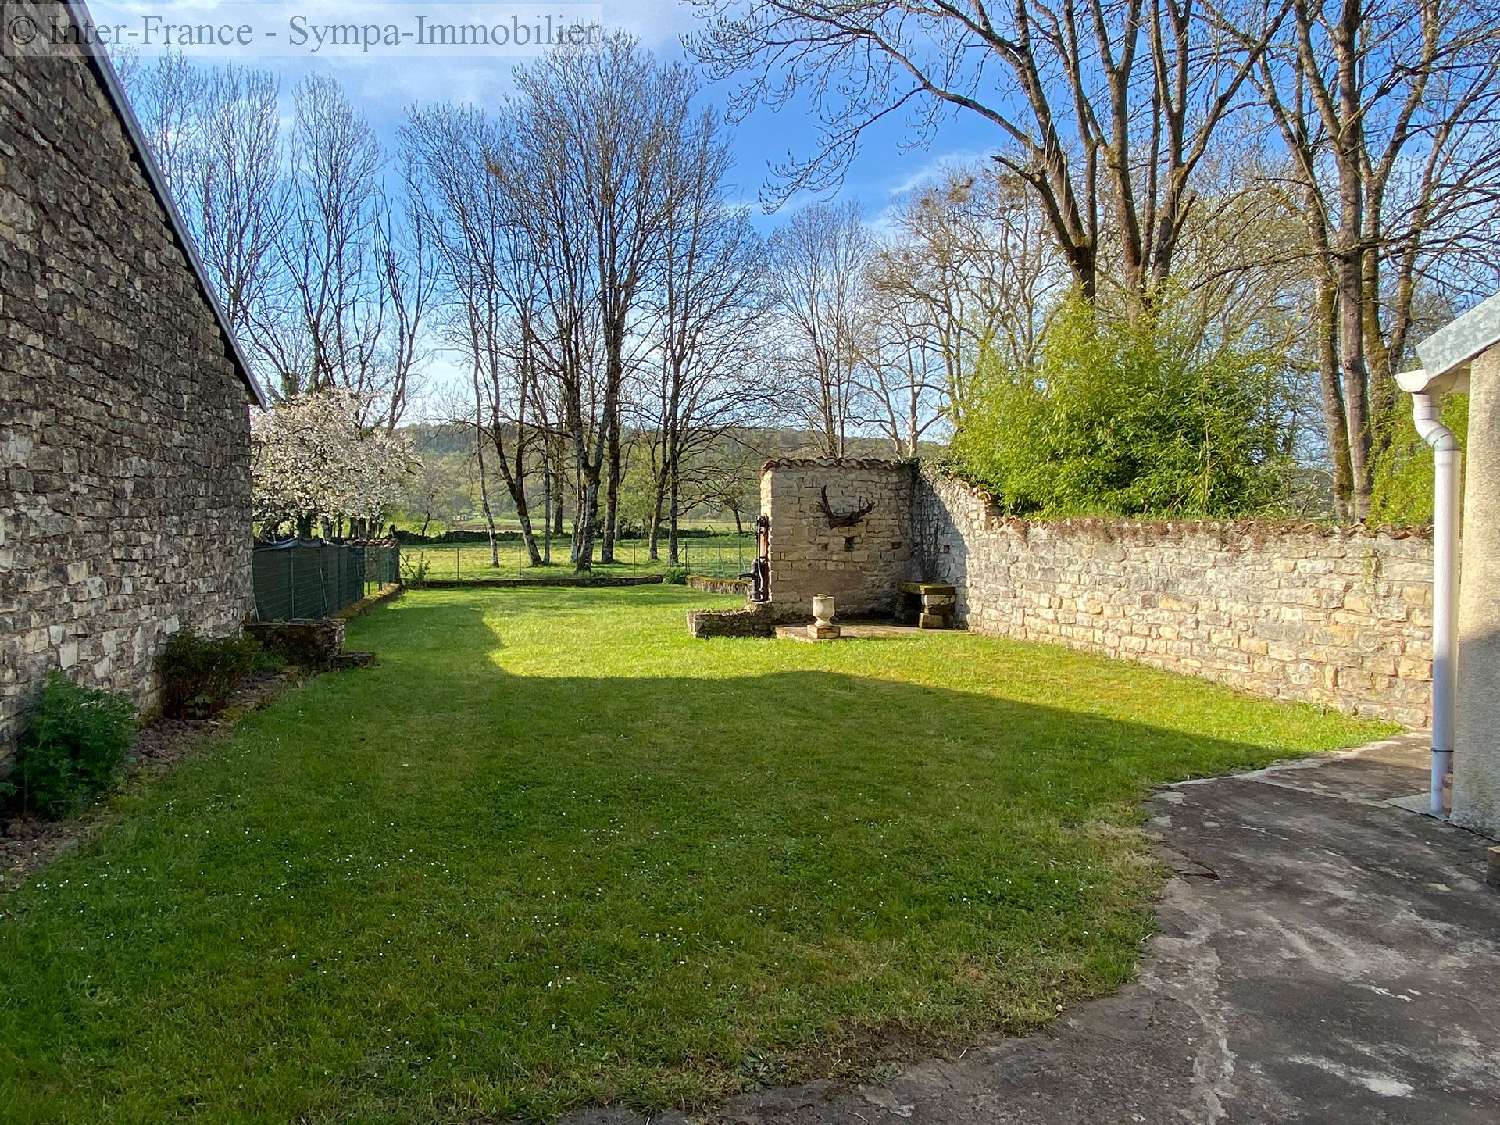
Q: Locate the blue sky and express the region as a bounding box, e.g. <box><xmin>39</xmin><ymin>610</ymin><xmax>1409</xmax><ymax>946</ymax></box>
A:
<box><xmin>88</xmin><ymin>0</ymin><xmax>999</xmax><ymax>231</ymax></box>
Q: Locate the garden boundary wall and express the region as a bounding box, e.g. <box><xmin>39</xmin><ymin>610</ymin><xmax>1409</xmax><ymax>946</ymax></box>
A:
<box><xmin>759</xmin><ymin>460</ymin><xmax>1434</xmax><ymax>726</ymax></box>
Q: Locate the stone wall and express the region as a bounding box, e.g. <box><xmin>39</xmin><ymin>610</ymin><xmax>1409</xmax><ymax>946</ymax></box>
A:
<box><xmin>0</xmin><ymin>12</ymin><xmax>255</xmax><ymax>753</ymax></box>
<box><xmin>762</xmin><ymin>458</ymin><xmax>916</xmax><ymax>618</ymax></box>
<box><xmin>913</xmin><ymin>468</ymin><xmax>1433</xmax><ymax>726</ymax></box>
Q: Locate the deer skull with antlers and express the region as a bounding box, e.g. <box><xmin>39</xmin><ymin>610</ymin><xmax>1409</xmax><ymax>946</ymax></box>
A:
<box><xmin>818</xmin><ymin>485</ymin><xmax>876</xmax><ymax>528</ymax></box>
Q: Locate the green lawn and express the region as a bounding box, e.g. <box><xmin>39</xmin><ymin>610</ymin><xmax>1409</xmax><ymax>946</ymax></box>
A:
<box><xmin>408</xmin><ymin>534</ymin><xmax>754</xmax><ymax>582</ymax></box>
<box><xmin>0</xmin><ymin>588</ymin><xmax>1389</xmax><ymax>1122</ymax></box>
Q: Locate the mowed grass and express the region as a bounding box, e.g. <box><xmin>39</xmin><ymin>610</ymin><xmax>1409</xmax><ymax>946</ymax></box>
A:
<box><xmin>408</xmin><ymin>534</ymin><xmax>754</xmax><ymax>582</ymax></box>
<box><xmin>0</xmin><ymin>588</ymin><xmax>1390</xmax><ymax>1122</ymax></box>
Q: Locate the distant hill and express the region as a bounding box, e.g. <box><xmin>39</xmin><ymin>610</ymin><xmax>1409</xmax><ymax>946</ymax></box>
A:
<box><xmin>400</xmin><ymin>421</ymin><xmax>943</xmax><ymax>463</ymax></box>
<box><xmin>393</xmin><ymin>421</ymin><xmax>947</xmax><ymax>532</ymax></box>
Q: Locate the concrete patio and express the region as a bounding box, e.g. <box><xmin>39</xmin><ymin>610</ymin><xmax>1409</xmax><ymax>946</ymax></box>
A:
<box><xmin>572</xmin><ymin>735</ymin><xmax>1500</xmax><ymax>1123</ymax></box>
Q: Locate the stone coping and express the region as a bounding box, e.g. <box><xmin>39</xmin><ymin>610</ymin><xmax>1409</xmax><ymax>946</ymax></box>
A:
<box><xmin>927</xmin><ymin>469</ymin><xmax>1435</xmax><ymax>541</ymax></box>
<box><xmin>761</xmin><ymin>456</ymin><xmax>916</xmax><ymax>472</ymax></box>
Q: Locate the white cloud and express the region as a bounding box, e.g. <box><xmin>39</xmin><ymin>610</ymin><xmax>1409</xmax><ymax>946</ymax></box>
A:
<box><xmin>885</xmin><ymin>147</ymin><xmax>991</xmax><ymax>197</ymax></box>
<box><xmin>600</xmin><ymin>0</ymin><xmax>700</xmax><ymax>48</ymax></box>
<box><xmin>89</xmin><ymin>0</ymin><xmax>701</xmax><ymax>110</ymax></box>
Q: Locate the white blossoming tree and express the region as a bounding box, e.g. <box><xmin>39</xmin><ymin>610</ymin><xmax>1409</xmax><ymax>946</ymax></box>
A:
<box><xmin>251</xmin><ymin>389</ymin><xmax>418</xmax><ymax>538</ymax></box>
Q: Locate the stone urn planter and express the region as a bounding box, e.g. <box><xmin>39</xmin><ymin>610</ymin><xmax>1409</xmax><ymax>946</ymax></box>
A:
<box><xmin>812</xmin><ymin>594</ymin><xmax>836</xmax><ymax>627</ymax></box>
<box><xmin>809</xmin><ymin>594</ymin><xmax>840</xmax><ymax>639</ymax></box>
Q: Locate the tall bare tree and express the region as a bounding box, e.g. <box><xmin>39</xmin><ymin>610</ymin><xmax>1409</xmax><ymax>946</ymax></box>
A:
<box><xmin>767</xmin><ymin>202</ymin><xmax>873</xmax><ymax>457</ymax></box>
<box><xmin>643</xmin><ymin>111</ymin><xmax>769</xmax><ymax>562</ymax></box>
<box><xmin>856</xmin><ymin>284</ymin><xmax>947</xmax><ymax>457</ymax></box>
<box><xmin>1254</xmin><ymin>0</ymin><xmax>1500</xmax><ymax>516</ymax></box>
<box><xmin>690</xmin><ymin>0</ymin><xmax>1288</xmax><ymax>307</ymax></box>
<box><xmin>403</xmin><ymin>103</ymin><xmax>546</xmax><ymax>564</ymax></box>
<box><xmin>121</xmin><ymin>52</ymin><xmax>288</xmax><ymax>380</ymax></box>
<box><xmin>500</xmin><ymin>33</ymin><xmax>702</xmax><ymax>571</ymax></box>
<box><xmin>869</xmin><ymin>166</ymin><xmax>1065</xmax><ymax>422</ymax></box>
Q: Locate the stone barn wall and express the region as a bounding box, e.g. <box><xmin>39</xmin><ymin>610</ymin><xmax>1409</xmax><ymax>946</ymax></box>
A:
<box><xmin>762</xmin><ymin>459</ymin><xmax>916</xmax><ymax>618</ymax></box>
<box><xmin>913</xmin><ymin>468</ymin><xmax>1433</xmax><ymax>726</ymax></box>
<box><xmin>0</xmin><ymin>8</ymin><xmax>255</xmax><ymax>755</ymax></box>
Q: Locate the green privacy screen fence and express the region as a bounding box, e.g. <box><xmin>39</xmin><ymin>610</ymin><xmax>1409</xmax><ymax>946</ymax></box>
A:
<box><xmin>252</xmin><ymin>541</ymin><xmax>400</xmax><ymax>621</ymax></box>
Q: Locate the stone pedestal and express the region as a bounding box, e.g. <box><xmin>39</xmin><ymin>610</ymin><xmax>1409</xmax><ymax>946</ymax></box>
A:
<box><xmin>1453</xmin><ymin>349</ymin><xmax>1500</xmax><ymax>836</ymax></box>
<box><xmin>901</xmin><ymin>582</ymin><xmax>957</xmax><ymax>629</ymax></box>
<box><xmin>807</xmin><ymin>623</ymin><xmax>842</xmax><ymax>640</ymax></box>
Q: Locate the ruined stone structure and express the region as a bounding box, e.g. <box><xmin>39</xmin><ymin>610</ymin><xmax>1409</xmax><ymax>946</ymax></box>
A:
<box><xmin>0</xmin><ymin>1</ymin><xmax>262</xmax><ymax>754</ymax></box>
<box><xmin>761</xmin><ymin>458</ymin><xmax>915</xmax><ymax>618</ymax></box>
<box><xmin>754</xmin><ymin>459</ymin><xmax>1434</xmax><ymax>727</ymax></box>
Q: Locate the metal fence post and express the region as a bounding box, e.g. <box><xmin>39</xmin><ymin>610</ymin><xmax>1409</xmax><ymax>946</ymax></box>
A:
<box><xmin>288</xmin><ymin>549</ymin><xmax>296</xmax><ymax>620</ymax></box>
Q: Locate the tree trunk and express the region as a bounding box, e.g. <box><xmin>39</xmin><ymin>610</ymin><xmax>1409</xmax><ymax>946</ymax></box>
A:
<box><xmin>1338</xmin><ymin>247</ymin><xmax>1372</xmax><ymax>519</ymax></box>
<box><xmin>502</xmin><ymin>474</ymin><xmax>543</xmax><ymax>567</ymax></box>
<box><xmin>574</xmin><ymin>476</ymin><xmax>600</xmax><ymax>572</ymax></box>
<box><xmin>1361</xmin><ymin>236</ymin><xmax>1396</xmax><ymax>464</ymax></box>
<box><xmin>540</xmin><ymin>457</ymin><xmax>552</xmax><ymax>565</ymax></box>
<box><xmin>552</xmin><ymin>441</ymin><xmax>566</xmax><ymax>537</ymax></box>
<box><xmin>601</xmin><ymin>406</ymin><xmax>620</xmax><ymax>563</ymax></box>
<box><xmin>1334</xmin><ymin>0</ymin><xmax>1372</xmax><ymax>520</ymax></box>
<box><xmin>474</xmin><ymin>448</ymin><xmax>499</xmax><ymax>569</ymax></box>
<box><xmin>647</xmin><ymin>473</ymin><xmax>666</xmax><ymax>561</ymax></box>
<box><xmin>667</xmin><ymin>454</ymin><xmax>681</xmax><ymax>567</ymax></box>
<box><xmin>1316</xmin><ymin>277</ymin><xmax>1355</xmax><ymax>519</ymax></box>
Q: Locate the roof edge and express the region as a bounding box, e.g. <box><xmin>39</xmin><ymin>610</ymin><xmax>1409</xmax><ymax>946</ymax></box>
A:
<box><xmin>63</xmin><ymin>0</ymin><xmax>268</xmax><ymax>408</ymax></box>
<box><xmin>1415</xmin><ymin>289</ymin><xmax>1500</xmax><ymax>386</ymax></box>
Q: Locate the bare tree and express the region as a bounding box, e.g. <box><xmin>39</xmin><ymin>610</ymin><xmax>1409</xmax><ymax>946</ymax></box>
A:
<box><xmin>690</xmin><ymin>0</ymin><xmax>1288</xmax><ymax>307</ymax></box>
<box><xmin>1254</xmin><ymin>0</ymin><xmax>1500</xmax><ymax>517</ymax></box>
<box><xmin>500</xmin><ymin>34</ymin><xmax>700</xmax><ymax>572</ymax></box>
<box><xmin>403</xmin><ymin>103</ymin><xmax>546</xmax><ymax>564</ymax></box>
<box><xmin>121</xmin><ymin>52</ymin><xmax>289</xmax><ymax>381</ymax></box>
<box><xmin>641</xmin><ymin>110</ymin><xmax>770</xmax><ymax>562</ymax></box>
<box><xmin>767</xmin><ymin>202</ymin><xmax>873</xmax><ymax>458</ymax></box>
<box><xmin>270</xmin><ymin>75</ymin><xmax>429</xmax><ymax>433</ymax></box>
<box><xmin>856</xmin><ymin>284</ymin><xmax>946</xmax><ymax>457</ymax></box>
<box><xmin>869</xmin><ymin>165</ymin><xmax>1065</xmax><ymax>422</ymax></box>
<box><xmin>270</xmin><ymin>76</ymin><xmax>382</xmax><ymax>405</ymax></box>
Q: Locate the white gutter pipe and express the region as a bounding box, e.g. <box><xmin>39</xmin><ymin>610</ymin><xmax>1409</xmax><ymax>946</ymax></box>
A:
<box><xmin>1411</xmin><ymin>392</ymin><xmax>1460</xmax><ymax>816</ymax></box>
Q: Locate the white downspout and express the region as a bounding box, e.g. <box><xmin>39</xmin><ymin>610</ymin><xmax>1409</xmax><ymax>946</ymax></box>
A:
<box><xmin>1411</xmin><ymin>392</ymin><xmax>1460</xmax><ymax>816</ymax></box>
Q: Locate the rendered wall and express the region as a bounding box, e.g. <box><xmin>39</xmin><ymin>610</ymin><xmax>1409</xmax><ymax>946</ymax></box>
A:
<box><xmin>1452</xmin><ymin>349</ymin><xmax>1500</xmax><ymax>835</ymax></box>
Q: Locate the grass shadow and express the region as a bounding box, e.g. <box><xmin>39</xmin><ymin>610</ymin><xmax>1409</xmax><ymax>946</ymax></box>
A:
<box><xmin>0</xmin><ymin>587</ymin><xmax>1390</xmax><ymax>1122</ymax></box>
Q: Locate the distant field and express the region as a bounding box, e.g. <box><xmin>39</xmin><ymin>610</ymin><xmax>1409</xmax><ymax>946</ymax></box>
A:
<box><xmin>405</xmin><ymin>533</ymin><xmax>755</xmax><ymax>581</ymax></box>
<box><xmin>391</xmin><ymin>514</ymin><xmax>746</xmax><ymax>538</ymax></box>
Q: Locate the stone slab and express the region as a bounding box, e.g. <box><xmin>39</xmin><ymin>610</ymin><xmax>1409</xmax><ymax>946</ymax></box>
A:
<box><xmin>899</xmin><ymin>581</ymin><xmax>957</xmax><ymax>596</ymax></box>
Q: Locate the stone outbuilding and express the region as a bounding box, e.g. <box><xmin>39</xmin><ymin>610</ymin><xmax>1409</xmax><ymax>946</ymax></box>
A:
<box><xmin>0</xmin><ymin>0</ymin><xmax>265</xmax><ymax>755</ymax></box>
<box><xmin>759</xmin><ymin>457</ymin><xmax>915</xmax><ymax>618</ymax></box>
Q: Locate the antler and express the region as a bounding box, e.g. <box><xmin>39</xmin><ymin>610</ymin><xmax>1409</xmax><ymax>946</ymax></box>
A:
<box><xmin>818</xmin><ymin>485</ymin><xmax>876</xmax><ymax>528</ymax></box>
